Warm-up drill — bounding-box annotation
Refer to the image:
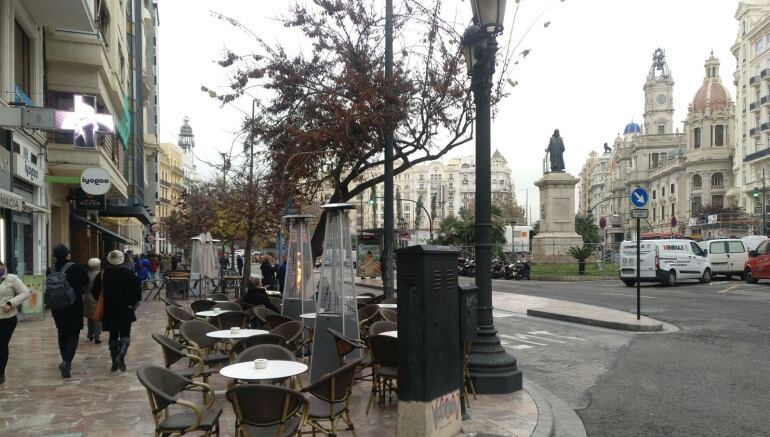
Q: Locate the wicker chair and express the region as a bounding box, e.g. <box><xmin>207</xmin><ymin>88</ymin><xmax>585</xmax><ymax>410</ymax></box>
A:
<box><xmin>265</xmin><ymin>314</ymin><xmax>294</xmax><ymax>330</ymax></box>
<box><xmin>380</xmin><ymin>308</ymin><xmax>397</xmax><ymax>323</ymax></box>
<box><xmin>161</xmin><ymin>295</ymin><xmax>182</xmax><ymax>307</ymax></box>
<box><xmin>366</xmin><ymin>334</ymin><xmax>398</xmax><ymax>413</ymax></box>
<box><xmin>179</xmin><ymin>320</ymin><xmax>229</xmax><ymax>367</ymax></box>
<box><xmin>152</xmin><ymin>333</ymin><xmax>216</xmax><ymax>383</ymax></box>
<box><xmin>326</xmin><ymin>328</ymin><xmax>371</xmax><ymax>382</ymax></box>
<box><xmin>381</xmin><ymin>297</ymin><xmax>397</xmax><ymax>304</ymax></box>
<box><xmin>269</xmin><ymin>321</ymin><xmax>303</xmax><ymax>352</ymax></box>
<box><xmin>166</xmin><ymin>306</ymin><xmax>194</xmax><ymax>339</ymax></box>
<box><xmin>136</xmin><ymin>365</ymin><xmax>222</xmax><ymax>436</ymax></box>
<box><xmin>212</xmin><ymin>302</ymin><xmax>242</xmax><ymax>312</ymax></box>
<box><xmin>210</xmin><ymin>293</ymin><xmax>229</xmax><ymax>301</ymax></box>
<box><xmin>369</xmin><ymin>321</ymin><xmax>397</xmax><ymax>337</ymax></box>
<box><xmin>269</xmin><ymin>297</ymin><xmax>283</xmax><ymax>312</ymax></box>
<box><xmin>227</xmin><ymin>385</ymin><xmax>308</xmax><ymax>437</ymax></box>
<box><xmin>301</xmin><ymin>358</ymin><xmax>362</xmax><ymax>436</ymax></box>
<box><xmin>209</xmin><ymin>311</ymin><xmax>250</xmax><ymax>330</ymax></box>
<box><xmin>358</xmin><ymin>304</ymin><xmax>381</xmax><ymax>340</ymax></box>
<box><xmin>252</xmin><ymin>307</ymin><xmax>279</xmax><ymax>328</ymax></box>
<box><xmin>191</xmin><ymin>300</ymin><xmax>217</xmax><ymax>314</ymax></box>
<box><xmin>230</xmin><ymin>334</ymin><xmax>286</xmax><ymax>361</ymax></box>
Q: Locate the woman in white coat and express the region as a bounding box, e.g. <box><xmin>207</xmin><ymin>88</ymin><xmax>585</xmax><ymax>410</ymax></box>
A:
<box><xmin>0</xmin><ymin>260</ymin><xmax>30</xmax><ymax>385</ymax></box>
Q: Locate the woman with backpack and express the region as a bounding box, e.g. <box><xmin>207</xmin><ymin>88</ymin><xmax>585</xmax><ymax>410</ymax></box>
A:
<box><xmin>47</xmin><ymin>244</ymin><xmax>89</xmax><ymax>378</ymax></box>
<box><xmin>0</xmin><ymin>260</ymin><xmax>30</xmax><ymax>385</ymax></box>
<box><xmin>90</xmin><ymin>250</ymin><xmax>141</xmax><ymax>372</ymax></box>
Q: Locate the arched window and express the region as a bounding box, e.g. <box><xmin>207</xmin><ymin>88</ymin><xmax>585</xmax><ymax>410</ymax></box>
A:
<box><xmin>711</xmin><ymin>173</ymin><xmax>724</xmax><ymax>188</ymax></box>
<box><xmin>692</xmin><ymin>174</ymin><xmax>702</xmax><ymax>189</ymax></box>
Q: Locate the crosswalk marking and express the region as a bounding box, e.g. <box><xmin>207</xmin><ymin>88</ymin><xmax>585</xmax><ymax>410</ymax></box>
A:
<box><xmin>500</xmin><ymin>330</ymin><xmax>587</xmax><ymax>350</ymax></box>
<box><xmin>493</xmin><ymin>311</ymin><xmax>514</xmax><ymax>318</ymax></box>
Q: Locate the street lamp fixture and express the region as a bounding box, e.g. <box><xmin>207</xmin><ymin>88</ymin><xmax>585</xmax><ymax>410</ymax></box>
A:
<box><xmin>462</xmin><ymin>0</ymin><xmax>522</xmax><ymax>394</ymax></box>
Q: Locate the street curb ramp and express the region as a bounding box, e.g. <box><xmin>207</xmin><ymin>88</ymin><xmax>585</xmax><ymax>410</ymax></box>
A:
<box><xmin>526</xmin><ymin>379</ymin><xmax>587</xmax><ymax>437</ymax></box>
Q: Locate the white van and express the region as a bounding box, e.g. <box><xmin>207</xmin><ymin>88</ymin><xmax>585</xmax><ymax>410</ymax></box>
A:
<box><xmin>697</xmin><ymin>239</ymin><xmax>749</xmax><ymax>279</ymax></box>
<box><xmin>619</xmin><ymin>239</ymin><xmax>712</xmax><ymax>286</ymax></box>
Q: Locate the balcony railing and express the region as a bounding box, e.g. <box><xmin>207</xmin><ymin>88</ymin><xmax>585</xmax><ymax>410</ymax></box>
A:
<box><xmin>743</xmin><ymin>147</ymin><xmax>770</xmax><ymax>162</ymax></box>
<box><xmin>750</xmin><ymin>127</ymin><xmax>760</xmax><ymax>137</ymax></box>
<box><xmin>763</xmin><ymin>95</ymin><xmax>770</xmax><ymax>106</ymax></box>
<box><xmin>751</xmin><ymin>75</ymin><xmax>761</xmax><ymax>86</ymax></box>
<box><xmin>763</xmin><ymin>68</ymin><xmax>770</xmax><ymax>80</ymax></box>
<box><xmin>750</xmin><ymin>101</ymin><xmax>761</xmax><ymax>112</ymax></box>
<box><xmin>763</xmin><ymin>122</ymin><xmax>770</xmax><ymax>131</ymax></box>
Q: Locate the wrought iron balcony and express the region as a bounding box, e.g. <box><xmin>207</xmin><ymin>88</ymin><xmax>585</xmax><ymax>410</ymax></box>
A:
<box><xmin>750</xmin><ymin>127</ymin><xmax>760</xmax><ymax>137</ymax></box>
<box><xmin>744</xmin><ymin>147</ymin><xmax>770</xmax><ymax>162</ymax></box>
<box><xmin>750</xmin><ymin>101</ymin><xmax>761</xmax><ymax>112</ymax></box>
<box><xmin>763</xmin><ymin>122</ymin><xmax>770</xmax><ymax>131</ymax></box>
<box><xmin>762</xmin><ymin>68</ymin><xmax>770</xmax><ymax>80</ymax></box>
<box><xmin>751</xmin><ymin>75</ymin><xmax>761</xmax><ymax>87</ymax></box>
<box><xmin>762</xmin><ymin>95</ymin><xmax>770</xmax><ymax>106</ymax></box>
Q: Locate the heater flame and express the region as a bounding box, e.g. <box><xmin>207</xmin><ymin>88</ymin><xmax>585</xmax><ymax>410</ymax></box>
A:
<box><xmin>296</xmin><ymin>252</ymin><xmax>302</xmax><ymax>293</ymax></box>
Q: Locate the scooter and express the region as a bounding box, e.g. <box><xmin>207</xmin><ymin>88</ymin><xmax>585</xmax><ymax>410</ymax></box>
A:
<box><xmin>511</xmin><ymin>261</ymin><xmax>530</xmax><ymax>280</ymax></box>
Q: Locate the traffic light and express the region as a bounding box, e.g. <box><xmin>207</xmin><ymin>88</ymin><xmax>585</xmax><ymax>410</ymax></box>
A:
<box><xmin>753</xmin><ymin>187</ymin><xmax>760</xmax><ymax>198</ymax></box>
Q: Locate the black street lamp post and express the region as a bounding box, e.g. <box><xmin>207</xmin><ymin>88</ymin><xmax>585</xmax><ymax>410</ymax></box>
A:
<box><xmin>463</xmin><ymin>0</ymin><xmax>522</xmax><ymax>394</ymax></box>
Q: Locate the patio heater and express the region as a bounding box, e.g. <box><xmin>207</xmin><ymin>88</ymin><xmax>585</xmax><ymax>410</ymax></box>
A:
<box><xmin>281</xmin><ymin>214</ymin><xmax>316</xmax><ymax>320</ymax></box>
<box><xmin>309</xmin><ymin>203</ymin><xmax>361</xmax><ymax>383</ymax></box>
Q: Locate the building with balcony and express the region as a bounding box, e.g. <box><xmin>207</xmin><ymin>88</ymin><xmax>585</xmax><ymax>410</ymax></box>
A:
<box><xmin>733</xmin><ymin>1</ymin><xmax>770</xmax><ymax>216</ymax></box>
<box><xmin>156</xmin><ymin>141</ymin><xmax>185</xmax><ymax>254</ymax></box>
<box><xmin>45</xmin><ymin>0</ymin><xmax>156</xmax><ymax>260</ymax></box>
<box><xmin>578</xmin><ymin>50</ymin><xmax>736</xmax><ymax>246</ymax></box>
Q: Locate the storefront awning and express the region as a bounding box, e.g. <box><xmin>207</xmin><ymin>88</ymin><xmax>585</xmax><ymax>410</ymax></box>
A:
<box><xmin>102</xmin><ymin>205</ymin><xmax>153</xmax><ymax>226</ymax></box>
<box><xmin>70</xmin><ymin>214</ymin><xmax>138</xmax><ymax>245</ymax></box>
<box><xmin>23</xmin><ymin>202</ymin><xmax>50</xmax><ymax>214</ymax></box>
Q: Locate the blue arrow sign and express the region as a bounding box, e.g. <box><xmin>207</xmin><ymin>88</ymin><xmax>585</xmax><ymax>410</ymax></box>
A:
<box><xmin>630</xmin><ymin>187</ymin><xmax>648</xmax><ymax>208</ymax></box>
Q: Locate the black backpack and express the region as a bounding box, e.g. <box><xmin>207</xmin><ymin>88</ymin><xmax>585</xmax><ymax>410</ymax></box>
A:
<box><xmin>44</xmin><ymin>262</ymin><xmax>76</xmax><ymax>311</ymax></box>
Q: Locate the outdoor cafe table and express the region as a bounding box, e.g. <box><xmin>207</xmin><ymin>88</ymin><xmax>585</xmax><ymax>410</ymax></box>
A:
<box><xmin>195</xmin><ymin>310</ymin><xmax>233</xmax><ymax>318</ymax></box>
<box><xmin>266</xmin><ymin>290</ymin><xmax>282</xmax><ymax>296</ymax></box>
<box><xmin>220</xmin><ymin>360</ymin><xmax>308</xmax><ymax>381</ymax></box>
<box><xmin>206</xmin><ymin>329</ymin><xmax>269</xmax><ymax>340</ymax></box>
<box><xmin>299</xmin><ymin>312</ymin><xmax>317</xmax><ymax>320</ymax></box>
<box><xmin>382</xmin><ymin>330</ymin><xmax>397</xmax><ymax>338</ymax></box>
<box><xmin>377</xmin><ymin>303</ymin><xmax>397</xmax><ymax>309</ymax></box>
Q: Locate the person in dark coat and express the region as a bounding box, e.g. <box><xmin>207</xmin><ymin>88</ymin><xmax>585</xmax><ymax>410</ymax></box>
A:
<box><xmin>240</xmin><ymin>278</ymin><xmax>279</xmax><ymax>313</ymax></box>
<box><xmin>236</xmin><ymin>255</ymin><xmax>244</xmax><ymax>276</ymax></box>
<box><xmin>277</xmin><ymin>255</ymin><xmax>287</xmax><ymax>293</ymax></box>
<box><xmin>47</xmin><ymin>244</ymin><xmax>89</xmax><ymax>378</ymax></box>
<box><xmin>91</xmin><ymin>250</ymin><xmax>141</xmax><ymax>372</ymax></box>
<box><xmin>260</xmin><ymin>256</ymin><xmax>276</xmax><ymax>290</ymax></box>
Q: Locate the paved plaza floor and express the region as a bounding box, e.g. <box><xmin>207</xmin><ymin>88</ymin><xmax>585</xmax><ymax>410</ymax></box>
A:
<box><xmin>0</xmin><ymin>299</ymin><xmax>537</xmax><ymax>436</ymax></box>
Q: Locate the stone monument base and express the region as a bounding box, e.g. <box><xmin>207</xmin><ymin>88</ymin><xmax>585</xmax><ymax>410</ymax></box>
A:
<box><xmin>532</xmin><ymin>232</ymin><xmax>585</xmax><ymax>262</ymax></box>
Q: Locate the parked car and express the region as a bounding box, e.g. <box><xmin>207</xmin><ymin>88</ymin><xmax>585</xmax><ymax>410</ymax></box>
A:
<box><xmin>698</xmin><ymin>239</ymin><xmax>749</xmax><ymax>279</ymax></box>
<box><xmin>619</xmin><ymin>239</ymin><xmax>712</xmax><ymax>286</ymax></box>
<box><xmin>743</xmin><ymin>239</ymin><xmax>770</xmax><ymax>283</ymax></box>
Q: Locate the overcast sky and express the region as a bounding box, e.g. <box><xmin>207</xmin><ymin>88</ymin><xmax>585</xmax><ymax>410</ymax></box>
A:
<box><xmin>157</xmin><ymin>0</ymin><xmax>741</xmax><ymax>223</ymax></box>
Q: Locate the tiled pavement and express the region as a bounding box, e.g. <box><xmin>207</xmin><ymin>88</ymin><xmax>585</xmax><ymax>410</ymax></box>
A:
<box><xmin>0</xmin><ymin>299</ymin><xmax>537</xmax><ymax>436</ymax></box>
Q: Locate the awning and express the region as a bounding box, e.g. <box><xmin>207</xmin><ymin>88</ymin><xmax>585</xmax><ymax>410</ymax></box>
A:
<box><xmin>23</xmin><ymin>202</ymin><xmax>50</xmax><ymax>214</ymax></box>
<box><xmin>102</xmin><ymin>205</ymin><xmax>153</xmax><ymax>225</ymax></box>
<box><xmin>70</xmin><ymin>214</ymin><xmax>138</xmax><ymax>245</ymax></box>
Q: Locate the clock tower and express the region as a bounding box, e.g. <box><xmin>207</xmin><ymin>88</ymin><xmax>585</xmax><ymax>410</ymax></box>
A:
<box><xmin>643</xmin><ymin>48</ymin><xmax>675</xmax><ymax>135</ymax></box>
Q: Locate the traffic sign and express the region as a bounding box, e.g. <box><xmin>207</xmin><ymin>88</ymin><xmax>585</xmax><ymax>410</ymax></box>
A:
<box><xmin>631</xmin><ymin>208</ymin><xmax>648</xmax><ymax>218</ymax></box>
<box><xmin>630</xmin><ymin>187</ymin><xmax>649</xmax><ymax>208</ymax></box>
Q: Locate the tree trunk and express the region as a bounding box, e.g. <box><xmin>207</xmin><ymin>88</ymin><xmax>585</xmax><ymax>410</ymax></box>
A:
<box><xmin>578</xmin><ymin>260</ymin><xmax>586</xmax><ymax>275</ymax></box>
<box><xmin>243</xmin><ymin>228</ymin><xmax>254</xmax><ymax>292</ymax></box>
<box><xmin>311</xmin><ymin>209</ymin><xmax>328</xmax><ymax>260</ymax></box>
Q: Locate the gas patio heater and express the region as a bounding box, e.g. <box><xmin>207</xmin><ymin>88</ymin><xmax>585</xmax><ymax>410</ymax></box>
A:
<box><xmin>309</xmin><ymin>203</ymin><xmax>361</xmax><ymax>382</ymax></box>
<box><xmin>281</xmin><ymin>214</ymin><xmax>316</xmax><ymax>320</ymax></box>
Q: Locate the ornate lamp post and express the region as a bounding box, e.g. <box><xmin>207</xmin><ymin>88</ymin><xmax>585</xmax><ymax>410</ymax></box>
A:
<box><xmin>462</xmin><ymin>0</ymin><xmax>522</xmax><ymax>393</ymax></box>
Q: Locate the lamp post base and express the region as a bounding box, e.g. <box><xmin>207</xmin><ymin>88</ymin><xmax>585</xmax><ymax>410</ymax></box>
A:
<box><xmin>468</xmin><ymin>327</ymin><xmax>523</xmax><ymax>394</ymax></box>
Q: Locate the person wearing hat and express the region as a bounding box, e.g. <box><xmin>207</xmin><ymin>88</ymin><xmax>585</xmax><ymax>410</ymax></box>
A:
<box><xmin>83</xmin><ymin>258</ymin><xmax>103</xmax><ymax>344</ymax></box>
<box><xmin>90</xmin><ymin>250</ymin><xmax>141</xmax><ymax>372</ymax></box>
<box><xmin>47</xmin><ymin>244</ymin><xmax>89</xmax><ymax>378</ymax></box>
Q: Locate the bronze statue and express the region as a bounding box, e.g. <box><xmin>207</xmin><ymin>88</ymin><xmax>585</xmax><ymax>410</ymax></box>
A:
<box><xmin>603</xmin><ymin>142</ymin><xmax>612</xmax><ymax>153</ymax></box>
<box><xmin>545</xmin><ymin>129</ymin><xmax>565</xmax><ymax>172</ymax></box>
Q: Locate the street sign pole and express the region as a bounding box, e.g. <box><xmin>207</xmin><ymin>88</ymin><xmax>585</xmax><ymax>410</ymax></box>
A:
<box><xmin>636</xmin><ymin>218</ymin><xmax>640</xmax><ymax>321</ymax></box>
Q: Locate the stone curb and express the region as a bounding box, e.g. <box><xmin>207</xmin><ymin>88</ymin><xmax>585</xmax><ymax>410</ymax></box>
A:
<box><xmin>525</xmin><ymin>379</ymin><xmax>587</xmax><ymax>437</ymax></box>
<box><xmin>526</xmin><ymin>308</ymin><xmax>663</xmax><ymax>332</ymax></box>
<box><xmin>531</xmin><ymin>275</ymin><xmax>613</xmax><ymax>282</ymax></box>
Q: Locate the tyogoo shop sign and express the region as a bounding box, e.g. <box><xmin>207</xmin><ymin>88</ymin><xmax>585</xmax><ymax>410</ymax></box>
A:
<box><xmin>80</xmin><ymin>168</ymin><xmax>112</xmax><ymax>195</ymax></box>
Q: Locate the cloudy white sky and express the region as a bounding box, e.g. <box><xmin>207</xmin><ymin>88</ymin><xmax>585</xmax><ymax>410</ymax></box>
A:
<box><xmin>157</xmin><ymin>0</ymin><xmax>741</xmax><ymax>223</ymax></box>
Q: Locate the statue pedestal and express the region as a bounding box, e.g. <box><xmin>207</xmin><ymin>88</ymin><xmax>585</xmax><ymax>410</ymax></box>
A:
<box><xmin>533</xmin><ymin>172</ymin><xmax>584</xmax><ymax>261</ymax></box>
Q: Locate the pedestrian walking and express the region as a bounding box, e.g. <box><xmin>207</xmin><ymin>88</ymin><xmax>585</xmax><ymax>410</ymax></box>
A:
<box><xmin>138</xmin><ymin>255</ymin><xmax>150</xmax><ymax>282</ymax></box>
<box><xmin>236</xmin><ymin>254</ymin><xmax>244</xmax><ymax>276</ymax></box>
<box><xmin>149</xmin><ymin>255</ymin><xmax>159</xmax><ymax>280</ymax></box>
<box><xmin>46</xmin><ymin>244</ymin><xmax>89</xmax><ymax>378</ymax></box>
<box><xmin>240</xmin><ymin>278</ymin><xmax>279</xmax><ymax>312</ymax></box>
<box><xmin>91</xmin><ymin>250</ymin><xmax>141</xmax><ymax>372</ymax></box>
<box><xmin>260</xmin><ymin>255</ymin><xmax>276</xmax><ymax>290</ymax></box>
<box><xmin>121</xmin><ymin>250</ymin><xmax>135</xmax><ymax>273</ymax></box>
<box><xmin>220</xmin><ymin>254</ymin><xmax>230</xmax><ymax>270</ymax></box>
<box><xmin>171</xmin><ymin>253</ymin><xmax>179</xmax><ymax>272</ymax></box>
<box><xmin>83</xmin><ymin>258</ymin><xmax>103</xmax><ymax>344</ymax></box>
<box><xmin>0</xmin><ymin>260</ymin><xmax>30</xmax><ymax>385</ymax></box>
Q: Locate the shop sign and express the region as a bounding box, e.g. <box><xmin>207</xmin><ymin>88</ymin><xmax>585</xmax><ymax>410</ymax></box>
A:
<box><xmin>0</xmin><ymin>188</ymin><xmax>23</xmax><ymax>212</ymax></box>
<box><xmin>74</xmin><ymin>194</ymin><xmax>105</xmax><ymax>210</ymax></box>
<box><xmin>80</xmin><ymin>167</ymin><xmax>112</xmax><ymax>195</ymax></box>
<box><xmin>0</xmin><ymin>147</ymin><xmax>10</xmax><ymax>190</ymax></box>
<box><xmin>15</xmin><ymin>154</ymin><xmax>43</xmax><ymax>187</ymax></box>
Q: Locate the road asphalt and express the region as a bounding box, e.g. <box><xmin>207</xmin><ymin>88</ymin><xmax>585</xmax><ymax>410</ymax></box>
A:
<box><xmin>475</xmin><ymin>276</ymin><xmax>770</xmax><ymax>436</ymax></box>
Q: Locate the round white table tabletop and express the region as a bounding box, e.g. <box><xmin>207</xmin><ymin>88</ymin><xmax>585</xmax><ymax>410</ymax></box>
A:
<box><xmin>381</xmin><ymin>330</ymin><xmax>398</xmax><ymax>338</ymax></box>
<box><xmin>195</xmin><ymin>310</ymin><xmax>233</xmax><ymax>317</ymax></box>
<box><xmin>206</xmin><ymin>329</ymin><xmax>269</xmax><ymax>339</ymax></box>
<box><xmin>377</xmin><ymin>303</ymin><xmax>397</xmax><ymax>309</ymax></box>
<box><xmin>299</xmin><ymin>312</ymin><xmax>317</xmax><ymax>319</ymax></box>
<box><xmin>356</xmin><ymin>295</ymin><xmax>372</xmax><ymax>299</ymax></box>
<box><xmin>266</xmin><ymin>290</ymin><xmax>282</xmax><ymax>296</ymax></box>
<box><xmin>220</xmin><ymin>360</ymin><xmax>308</xmax><ymax>381</ymax></box>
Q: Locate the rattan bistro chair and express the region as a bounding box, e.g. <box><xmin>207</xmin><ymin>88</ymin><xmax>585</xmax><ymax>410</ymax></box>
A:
<box><xmin>366</xmin><ymin>334</ymin><xmax>398</xmax><ymax>414</ymax></box>
<box><xmin>357</xmin><ymin>304</ymin><xmax>380</xmax><ymax>340</ymax></box>
<box><xmin>161</xmin><ymin>295</ymin><xmax>183</xmax><ymax>307</ymax></box>
<box><xmin>228</xmin><ymin>384</ymin><xmax>308</xmax><ymax>437</ymax></box>
<box><xmin>210</xmin><ymin>311</ymin><xmax>250</xmax><ymax>330</ymax></box>
<box><xmin>191</xmin><ymin>300</ymin><xmax>217</xmax><ymax>314</ymax></box>
<box><xmin>179</xmin><ymin>320</ymin><xmax>230</xmax><ymax>367</ymax></box>
<box><xmin>301</xmin><ymin>358</ymin><xmax>362</xmax><ymax>437</ymax></box>
<box><xmin>136</xmin><ymin>365</ymin><xmax>222</xmax><ymax>437</ymax></box>
<box><xmin>265</xmin><ymin>314</ymin><xmax>294</xmax><ymax>330</ymax></box>
<box><xmin>369</xmin><ymin>321</ymin><xmax>397</xmax><ymax>337</ymax></box>
<box><xmin>379</xmin><ymin>308</ymin><xmax>397</xmax><ymax>323</ymax></box>
<box><xmin>230</xmin><ymin>335</ymin><xmax>286</xmax><ymax>361</ymax></box>
<box><xmin>152</xmin><ymin>333</ymin><xmax>218</xmax><ymax>383</ymax></box>
<box><xmin>269</xmin><ymin>321</ymin><xmax>304</xmax><ymax>353</ymax></box>
<box><xmin>166</xmin><ymin>306</ymin><xmax>194</xmax><ymax>339</ymax></box>
<box><xmin>326</xmin><ymin>328</ymin><xmax>372</xmax><ymax>383</ymax></box>
<box><xmin>210</xmin><ymin>292</ymin><xmax>229</xmax><ymax>301</ymax></box>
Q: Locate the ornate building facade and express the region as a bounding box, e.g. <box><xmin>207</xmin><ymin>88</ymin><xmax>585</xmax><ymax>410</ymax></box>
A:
<box><xmin>579</xmin><ymin>49</ymin><xmax>736</xmax><ymax>246</ymax></box>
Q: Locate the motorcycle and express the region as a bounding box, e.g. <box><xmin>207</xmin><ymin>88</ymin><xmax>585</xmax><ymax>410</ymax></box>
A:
<box><xmin>491</xmin><ymin>259</ymin><xmax>506</xmax><ymax>279</ymax></box>
<box><xmin>511</xmin><ymin>261</ymin><xmax>530</xmax><ymax>280</ymax></box>
<box><xmin>460</xmin><ymin>259</ymin><xmax>476</xmax><ymax>277</ymax></box>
